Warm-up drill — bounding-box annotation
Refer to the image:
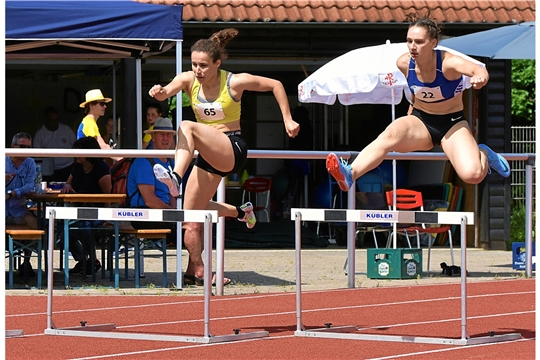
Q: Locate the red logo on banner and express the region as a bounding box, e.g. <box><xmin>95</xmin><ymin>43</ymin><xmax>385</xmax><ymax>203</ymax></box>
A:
<box><xmin>381</xmin><ymin>73</ymin><xmax>397</xmax><ymax>87</ymax></box>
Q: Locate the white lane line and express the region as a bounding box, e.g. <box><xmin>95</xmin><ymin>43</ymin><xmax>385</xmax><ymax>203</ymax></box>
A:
<box><xmin>7</xmin><ymin>289</ymin><xmax>534</xmax><ymax>318</ymax></box>
<box><xmin>68</xmin><ymin>336</ymin><xmax>294</xmax><ymax>360</ymax></box>
<box><xmin>367</xmin><ymin>337</ymin><xmax>536</xmax><ymax>360</ymax></box>
<box><xmin>62</xmin><ymin>311</ymin><xmax>535</xmax><ymax>360</ymax></box>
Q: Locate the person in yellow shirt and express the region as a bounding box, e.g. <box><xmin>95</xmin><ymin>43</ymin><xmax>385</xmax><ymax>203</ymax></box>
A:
<box><xmin>142</xmin><ymin>103</ymin><xmax>163</xmax><ymax>149</ymax></box>
<box><xmin>77</xmin><ymin>89</ymin><xmax>115</xmax><ymax>151</ymax></box>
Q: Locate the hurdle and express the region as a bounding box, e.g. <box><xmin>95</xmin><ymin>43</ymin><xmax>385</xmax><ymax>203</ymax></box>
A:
<box><xmin>44</xmin><ymin>206</ymin><xmax>269</xmax><ymax>343</ymax></box>
<box><xmin>291</xmin><ymin>208</ymin><xmax>522</xmax><ymax>345</ymax></box>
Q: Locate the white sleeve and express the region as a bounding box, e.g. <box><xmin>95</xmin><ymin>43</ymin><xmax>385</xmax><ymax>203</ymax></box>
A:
<box><xmin>33</xmin><ymin>129</ymin><xmax>43</xmax><ymax>148</ymax></box>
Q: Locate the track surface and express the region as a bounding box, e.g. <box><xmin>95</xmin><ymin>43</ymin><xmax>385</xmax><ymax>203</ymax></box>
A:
<box><xmin>6</xmin><ymin>279</ymin><xmax>535</xmax><ymax>359</ymax></box>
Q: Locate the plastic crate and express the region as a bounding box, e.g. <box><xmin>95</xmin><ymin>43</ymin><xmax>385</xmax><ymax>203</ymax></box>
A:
<box><xmin>367</xmin><ymin>248</ymin><xmax>422</xmax><ymax>279</ymax></box>
<box><xmin>512</xmin><ymin>242</ymin><xmax>536</xmax><ymax>270</ymax></box>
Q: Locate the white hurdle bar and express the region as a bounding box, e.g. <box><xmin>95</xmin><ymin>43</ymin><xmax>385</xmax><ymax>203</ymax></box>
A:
<box><xmin>291</xmin><ymin>208</ymin><xmax>521</xmax><ymax>346</ymax></box>
<box><xmin>44</xmin><ymin>207</ymin><xmax>269</xmax><ymax>343</ymax></box>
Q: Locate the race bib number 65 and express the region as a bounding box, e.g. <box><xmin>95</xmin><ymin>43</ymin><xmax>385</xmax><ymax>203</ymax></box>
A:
<box><xmin>195</xmin><ymin>102</ymin><xmax>225</xmax><ymax>120</ymax></box>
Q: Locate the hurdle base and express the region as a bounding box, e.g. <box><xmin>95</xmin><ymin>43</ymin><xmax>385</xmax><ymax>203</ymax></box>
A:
<box><xmin>49</xmin><ymin>324</ymin><xmax>116</xmax><ymax>331</ymax></box>
<box><xmin>303</xmin><ymin>325</ymin><xmax>358</xmax><ymax>333</ymax></box>
<box><xmin>6</xmin><ymin>329</ymin><xmax>24</xmax><ymax>337</ymax></box>
<box><xmin>44</xmin><ymin>328</ymin><xmax>269</xmax><ymax>344</ymax></box>
<box><xmin>295</xmin><ymin>329</ymin><xmax>522</xmax><ymax>346</ymax></box>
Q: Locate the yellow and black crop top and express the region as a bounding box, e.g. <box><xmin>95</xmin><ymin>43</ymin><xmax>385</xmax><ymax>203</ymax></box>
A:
<box><xmin>190</xmin><ymin>69</ymin><xmax>241</xmax><ymax>125</ymax></box>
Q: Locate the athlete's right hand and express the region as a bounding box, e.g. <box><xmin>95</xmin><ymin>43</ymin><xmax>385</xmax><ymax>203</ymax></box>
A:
<box><xmin>149</xmin><ymin>85</ymin><xmax>165</xmax><ymax>98</ymax></box>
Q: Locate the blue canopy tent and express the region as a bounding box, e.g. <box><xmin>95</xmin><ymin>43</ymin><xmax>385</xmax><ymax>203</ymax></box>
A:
<box><xmin>6</xmin><ymin>0</ymin><xmax>185</xmax><ymax>287</ymax></box>
<box><xmin>6</xmin><ymin>0</ymin><xmax>184</xmax><ymax>148</ymax></box>
<box><xmin>6</xmin><ymin>0</ymin><xmax>182</xmax><ymax>41</ymax></box>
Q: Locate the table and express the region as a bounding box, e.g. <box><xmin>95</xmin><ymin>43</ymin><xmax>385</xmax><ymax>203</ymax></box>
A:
<box><xmin>28</xmin><ymin>193</ymin><xmax>126</xmax><ymax>286</ymax></box>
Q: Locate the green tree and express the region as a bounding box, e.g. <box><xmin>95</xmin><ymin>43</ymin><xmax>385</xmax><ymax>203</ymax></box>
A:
<box><xmin>511</xmin><ymin>59</ymin><xmax>535</xmax><ymax>126</ymax></box>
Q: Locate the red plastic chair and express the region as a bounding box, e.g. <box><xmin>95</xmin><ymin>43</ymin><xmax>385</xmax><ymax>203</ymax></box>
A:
<box><xmin>242</xmin><ymin>178</ymin><xmax>272</xmax><ymax>222</ymax></box>
<box><xmin>386</xmin><ymin>189</ymin><xmax>455</xmax><ymax>272</ymax></box>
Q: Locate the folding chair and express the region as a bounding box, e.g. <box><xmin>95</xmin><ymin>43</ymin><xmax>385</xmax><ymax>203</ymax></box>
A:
<box><xmin>385</xmin><ymin>189</ymin><xmax>455</xmax><ymax>271</ymax></box>
<box><xmin>242</xmin><ymin>177</ymin><xmax>272</xmax><ymax>222</ymax></box>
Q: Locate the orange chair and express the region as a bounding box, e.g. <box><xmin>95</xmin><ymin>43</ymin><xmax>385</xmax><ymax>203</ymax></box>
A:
<box><xmin>242</xmin><ymin>177</ymin><xmax>272</xmax><ymax>222</ymax></box>
<box><xmin>385</xmin><ymin>189</ymin><xmax>455</xmax><ymax>272</ymax></box>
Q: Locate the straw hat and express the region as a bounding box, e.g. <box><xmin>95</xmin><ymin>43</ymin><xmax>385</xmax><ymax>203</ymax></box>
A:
<box><xmin>79</xmin><ymin>89</ymin><xmax>112</xmax><ymax>108</ymax></box>
<box><xmin>143</xmin><ymin>117</ymin><xmax>176</xmax><ymax>134</ymax></box>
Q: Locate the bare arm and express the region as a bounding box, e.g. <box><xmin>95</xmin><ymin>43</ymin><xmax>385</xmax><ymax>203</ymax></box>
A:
<box><xmin>148</xmin><ymin>71</ymin><xmax>193</xmax><ymax>101</ymax></box>
<box><xmin>138</xmin><ymin>184</ymin><xmax>175</xmax><ymax>209</ymax></box>
<box><xmin>95</xmin><ymin>135</ymin><xmax>122</xmax><ymax>161</ymax></box>
<box><xmin>98</xmin><ymin>174</ymin><xmax>112</xmax><ymax>194</ymax></box>
<box><xmin>96</xmin><ymin>135</ymin><xmax>112</xmax><ymax>150</ymax></box>
<box><xmin>231</xmin><ymin>73</ymin><xmax>300</xmax><ymax>138</ymax></box>
<box><xmin>61</xmin><ymin>174</ymin><xmax>75</xmax><ymax>193</ymax></box>
<box><xmin>443</xmin><ymin>52</ymin><xmax>489</xmax><ymax>90</ymax></box>
<box><xmin>396</xmin><ymin>52</ymin><xmax>410</xmax><ymax>77</ymax></box>
<box><xmin>397</xmin><ymin>53</ymin><xmax>416</xmax><ymax>106</ymax></box>
<box><xmin>98</xmin><ymin>174</ymin><xmax>112</xmax><ymax>207</ymax></box>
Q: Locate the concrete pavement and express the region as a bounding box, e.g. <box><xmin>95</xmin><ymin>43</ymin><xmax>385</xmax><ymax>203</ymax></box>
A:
<box><xmin>5</xmin><ymin>246</ymin><xmax>530</xmax><ymax>296</ymax></box>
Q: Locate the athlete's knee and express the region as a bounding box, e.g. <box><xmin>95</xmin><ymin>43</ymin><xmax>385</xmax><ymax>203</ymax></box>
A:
<box><xmin>183</xmin><ymin>222</ymin><xmax>203</xmax><ymax>234</ymax></box>
<box><xmin>179</xmin><ymin>120</ymin><xmax>197</xmax><ymax>134</ymax></box>
<box><xmin>456</xmin><ymin>165</ymin><xmax>485</xmax><ymax>184</ymax></box>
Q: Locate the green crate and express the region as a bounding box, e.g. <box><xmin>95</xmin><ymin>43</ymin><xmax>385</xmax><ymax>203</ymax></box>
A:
<box><xmin>367</xmin><ymin>248</ymin><xmax>422</xmax><ymax>279</ymax></box>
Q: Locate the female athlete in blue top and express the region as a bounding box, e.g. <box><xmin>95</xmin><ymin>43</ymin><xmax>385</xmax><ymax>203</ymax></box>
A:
<box><xmin>327</xmin><ymin>13</ymin><xmax>510</xmax><ymax>192</ymax></box>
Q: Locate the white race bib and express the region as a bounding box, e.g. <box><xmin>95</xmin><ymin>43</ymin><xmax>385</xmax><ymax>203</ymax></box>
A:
<box><xmin>411</xmin><ymin>85</ymin><xmax>445</xmax><ymax>103</ymax></box>
<box><xmin>195</xmin><ymin>102</ymin><xmax>225</xmax><ymax>120</ymax></box>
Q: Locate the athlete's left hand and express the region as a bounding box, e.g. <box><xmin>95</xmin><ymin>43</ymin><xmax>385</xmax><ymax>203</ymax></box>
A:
<box><xmin>285</xmin><ymin>120</ymin><xmax>300</xmax><ymax>138</ymax></box>
<box><xmin>470</xmin><ymin>75</ymin><xmax>488</xmax><ymax>89</ymax></box>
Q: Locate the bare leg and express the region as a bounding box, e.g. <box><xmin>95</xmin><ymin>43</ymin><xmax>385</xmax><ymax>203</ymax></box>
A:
<box><xmin>183</xmin><ymin>222</ymin><xmax>204</xmax><ymax>277</ymax></box>
<box><xmin>206</xmin><ymin>200</ymin><xmax>242</xmax><ymax>217</ymax></box>
<box><xmin>173</xmin><ymin>121</ymin><xmax>235</xmax><ymax>178</ymax></box>
<box><xmin>182</xmin><ymin>165</ymin><xmax>241</xmax><ymax>280</ymax></box>
<box><xmin>348</xmin><ymin>115</ymin><xmax>433</xmax><ymax>180</ymax></box>
<box><xmin>441</xmin><ymin>121</ymin><xmax>488</xmax><ymax>184</ymax></box>
<box><xmin>172</xmin><ymin>123</ymin><xmax>242</xmax><ymax>283</ymax></box>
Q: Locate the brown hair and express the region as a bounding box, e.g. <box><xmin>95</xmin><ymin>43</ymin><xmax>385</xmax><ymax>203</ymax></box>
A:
<box><xmin>191</xmin><ymin>28</ymin><xmax>239</xmax><ymax>63</ymax></box>
<box><xmin>73</xmin><ymin>136</ymin><xmax>102</xmax><ymax>164</ymax></box>
<box><xmin>406</xmin><ymin>12</ymin><xmax>441</xmax><ymax>42</ymax></box>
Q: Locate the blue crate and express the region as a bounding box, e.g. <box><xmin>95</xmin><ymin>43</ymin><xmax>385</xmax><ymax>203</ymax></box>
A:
<box><xmin>512</xmin><ymin>242</ymin><xmax>536</xmax><ymax>271</ymax></box>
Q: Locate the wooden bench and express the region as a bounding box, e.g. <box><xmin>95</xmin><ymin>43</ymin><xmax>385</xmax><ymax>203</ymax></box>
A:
<box><xmin>6</xmin><ymin>228</ymin><xmax>45</xmax><ymax>289</ymax></box>
<box><xmin>112</xmin><ymin>227</ymin><xmax>171</xmax><ymax>288</ymax></box>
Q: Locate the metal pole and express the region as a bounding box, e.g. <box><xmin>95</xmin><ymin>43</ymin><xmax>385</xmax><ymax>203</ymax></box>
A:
<box><xmin>216</xmin><ymin>179</ymin><xmax>226</xmax><ymax>295</ymax></box>
<box><xmin>347</xmin><ymin>187</ymin><xmax>356</xmax><ymax>288</ymax></box>
<box><xmin>112</xmin><ymin>62</ymin><xmax>117</xmax><ymax>144</ymax></box>
<box><xmin>323</xmin><ymin>106</ymin><xmax>328</xmax><ymax>150</ymax></box>
<box><xmin>136</xmin><ymin>59</ymin><xmax>142</xmax><ymax>149</ymax></box>
<box><xmin>47</xmin><ymin>209</ymin><xmax>56</xmax><ymax>330</ymax></box>
<box><xmin>391</xmin><ymin>90</ymin><xmax>397</xmax><ymax>249</ymax></box>
<box><xmin>525</xmin><ymin>161</ymin><xmax>533</xmax><ymax>277</ymax></box>
<box><xmin>6</xmin><ymin>149</ymin><xmax>532</xmax><ymax>162</ymax></box>
<box><xmin>344</xmin><ymin>106</ymin><xmax>349</xmax><ymax>146</ymax></box>
<box><xmin>203</xmin><ymin>213</ymin><xmax>212</xmax><ymax>338</ymax></box>
<box><xmin>295</xmin><ymin>212</ymin><xmax>303</xmax><ymax>331</ymax></box>
<box><xmin>175</xmin><ymin>40</ymin><xmax>184</xmax><ymax>290</ymax></box>
<box><xmin>460</xmin><ymin>216</ymin><xmax>468</xmax><ymax>340</ymax></box>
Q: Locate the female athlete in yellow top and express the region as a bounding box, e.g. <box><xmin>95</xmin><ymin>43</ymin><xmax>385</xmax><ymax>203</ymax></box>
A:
<box><xmin>149</xmin><ymin>28</ymin><xmax>299</xmax><ymax>286</ymax></box>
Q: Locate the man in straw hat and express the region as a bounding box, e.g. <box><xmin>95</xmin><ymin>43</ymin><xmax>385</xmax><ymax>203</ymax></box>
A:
<box><xmin>77</xmin><ymin>89</ymin><xmax>115</xmax><ymax>151</ymax></box>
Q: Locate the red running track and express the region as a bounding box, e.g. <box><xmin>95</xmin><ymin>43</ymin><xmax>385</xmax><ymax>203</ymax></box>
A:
<box><xmin>6</xmin><ymin>279</ymin><xmax>535</xmax><ymax>359</ymax></box>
